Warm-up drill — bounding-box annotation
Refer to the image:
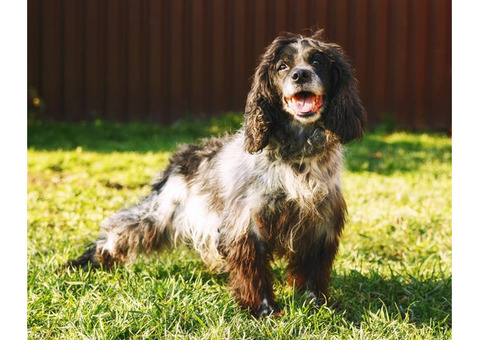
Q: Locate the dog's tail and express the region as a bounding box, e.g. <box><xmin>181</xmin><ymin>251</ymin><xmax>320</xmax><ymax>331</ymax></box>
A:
<box><xmin>65</xmin><ymin>192</ymin><xmax>173</xmax><ymax>270</ymax></box>
<box><xmin>64</xmin><ymin>243</ymin><xmax>100</xmax><ymax>270</ymax></box>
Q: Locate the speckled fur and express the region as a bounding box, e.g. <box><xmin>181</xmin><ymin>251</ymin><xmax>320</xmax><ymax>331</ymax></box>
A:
<box><xmin>66</xmin><ymin>30</ymin><xmax>366</xmax><ymax>317</ymax></box>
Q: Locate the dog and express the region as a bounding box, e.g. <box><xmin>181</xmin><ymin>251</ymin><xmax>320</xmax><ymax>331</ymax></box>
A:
<box><xmin>67</xmin><ymin>30</ymin><xmax>366</xmax><ymax>317</ymax></box>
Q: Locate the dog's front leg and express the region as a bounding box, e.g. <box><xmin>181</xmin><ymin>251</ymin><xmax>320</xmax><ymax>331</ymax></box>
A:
<box><xmin>286</xmin><ymin>235</ymin><xmax>340</xmax><ymax>307</ymax></box>
<box><xmin>219</xmin><ymin>230</ymin><xmax>278</xmax><ymax>317</ymax></box>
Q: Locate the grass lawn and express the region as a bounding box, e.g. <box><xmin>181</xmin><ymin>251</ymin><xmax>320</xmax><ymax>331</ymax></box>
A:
<box><xmin>27</xmin><ymin>115</ymin><xmax>451</xmax><ymax>339</ymax></box>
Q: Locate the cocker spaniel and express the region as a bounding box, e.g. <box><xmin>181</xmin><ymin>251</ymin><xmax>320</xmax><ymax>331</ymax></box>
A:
<box><xmin>67</xmin><ymin>30</ymin><xmax>366</xmax><ymax>317</ymax></box>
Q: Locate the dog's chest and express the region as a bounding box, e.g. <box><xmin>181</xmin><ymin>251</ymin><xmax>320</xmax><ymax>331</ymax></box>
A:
<box><xmin>250</xmin><ymin>161</ymin><xmax>339</xmax><ymax>250</ymax></box>
<box><xmin>260</xmin><ymin>160</ymin><xmax>333</xmax><ymax>205</ymax></box>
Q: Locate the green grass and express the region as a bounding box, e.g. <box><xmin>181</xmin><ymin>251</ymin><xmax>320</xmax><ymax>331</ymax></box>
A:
<box><xmin>28</xmin><ymin>115</ymin><xmax>451</xmax><ymax>339</ymax></box>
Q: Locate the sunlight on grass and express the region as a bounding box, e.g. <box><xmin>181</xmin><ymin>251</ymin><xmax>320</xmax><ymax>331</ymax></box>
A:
<box><xmin>28</xmin><ymin>116</ymin><xmax>451</xmax><ymax>339</ymax></box>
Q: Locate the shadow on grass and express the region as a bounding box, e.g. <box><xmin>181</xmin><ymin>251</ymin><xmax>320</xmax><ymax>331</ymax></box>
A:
<box><xmin>27</xmin><ymin>115</ymin><xmax>243</xmax><ymax>154</ymax></box>
<box><xmin>140</xmin><ymin>253</ymin><xmax>450</xmax><ymax>329</ymax></box>
<box><xmin>28</xmin><ymin>118</ymin><xmax>451</xmax><ymax>176</ymax></box>
<box><xmin>152</xmin><ymin>262</ymin><xmax>229</xmax><ymax>286</ymax></box>
<box><xmin>60</xmin><ymin>251</ymin><xmax>450</xmax><ymax>334</ymax></box>
<box><xmin>331</xmin><ymin>270</ymin><xmax>451</xmax><ymax>328</ymax></box>
<box><xmin>344</xmin><ymin>133</ymin><xmax>451</xmax><ymax>175</ymax></box>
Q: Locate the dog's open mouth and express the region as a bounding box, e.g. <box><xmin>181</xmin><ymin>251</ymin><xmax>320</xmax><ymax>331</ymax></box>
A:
<box><xmin>285</xmin><ymin>92</ymin><xmax>323</xmax><ymax>117</ymax></box>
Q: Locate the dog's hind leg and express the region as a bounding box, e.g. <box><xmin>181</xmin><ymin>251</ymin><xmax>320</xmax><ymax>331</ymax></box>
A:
<box><xmin>66</xmin><ymin>192</ymin><xmax>172</xmax><ymax>270</ymax></box>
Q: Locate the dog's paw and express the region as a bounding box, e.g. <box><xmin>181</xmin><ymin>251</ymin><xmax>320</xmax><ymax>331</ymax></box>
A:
<box><xmin>304</xmin><ymin>291</ymin><xmax>329</xmax><ymax>310</ymax></box>
<box><xmin>256</xmin><ymin>300</ymin><xmax>274</xmax><ymax>317</ymax></box>
<box><xmin>253</xmin><ymin>299</ymin><xmax>283</xmax><ymax>318</ymax></box>
<box><xmin>305</xmin><ymin>291</ymin><xmax>319</xmax><ymax>308</ymax></box>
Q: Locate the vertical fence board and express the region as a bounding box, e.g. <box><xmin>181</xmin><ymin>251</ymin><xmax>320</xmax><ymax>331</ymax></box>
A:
<box><xmin>369</xmin><ymin>0</ymin><xmax>389</xmax><ymax>124</ymax></box>
<box><xmin>85</xmin><ymin>0</ymin><xmax>106</xmax><ymax>120</ymax></box>
<box><xmin>330</xmin><ymin>0</ymin><xmax>349</xmax><ymax>50</ymax></box>
<box><xmin>410</xmin><ymin>0</ymin><xmax>429</xmax><ymax>130</ymax></box>
<box><xmin>313</xmin><ymin>0</ymin><xmax>329</xmax><ymax>35</ymax></box>
<box><xmin>428</xmin><ymin>0</ymin><xmax>451</xmax><ymax>130</ymax></box>
<box><xmin>349</xmin><ymin>0</ymin><xmax>370</xmax><ymax>123</ymax></box>
<box><xmin>253</xmin><ymin>0</ymin><xmax>268</xmax><ymax>63</ymax></box>
<box><xmin>443</xmin><ymin>0</ymin><xmax>452</xmax><ymax>130</ymax></box>
<box><xmin>243</xmin><ymin>0</ymin><xmax>256</xmax><ymax>96</ymax></box>
<box><xmin>28</xmin><ymin>0</ymin><xmax>41</xmax><ymax>105</ymax></box>
<box><xmin>28</xmin><ymin>0</ymin><xmax>452</xmax><ymax>130</ymax></box>
<box><xmin>204</xmin><ymin>0</ymin><xmax>214</xmax><ymax>115</ymax></box>
<box><xmin>387</xmin><ymin>0</ymin><xmax>410</xmax><ymax>128</ymax></box>
<box><xmin>41</xmin><ymin>0</ymin><xmax>63</xmax><ymax>120</ymax></box>
<box><xmin>224</xmin><ymin>0</ymin><xmax>236</xmax><ymax>110</ymax></box>
<box><xmin>105</xmin><ymin>0</ymin><xmax>127</xmax><ymax>121</ymax></box>
<box><xmin>211</xmin><ymin>0</ymin><xmax>227</xmax><ymax>114</ymax></box>
<box><xmin>183</xmin><ymin>0</ymin><xmax>193</xmax><ymax>115</ymax></box>
<box><xmin>63</xmin><ymin>0</ymin><xmax>84</xmax><ymax>121</ymax></box>
<box><xmin>292</xmin><ymin>0</ymin><xmax>308</xmax><ymax>34</ymax></box>
<box><xmin>273</xmin><ymin>0</ymin><xmax>289</xmax><ymax>36</ymax></box>
<box><xmin>232</xmin><ymin>0</ymin><xmax>248</xmax><ymax>112</ymax></box>
<box><xmin>126</xmin><ymin>0</ymin><xmax>147</xmax><ymax>120</ymax></box>
<box><xmin>148</xmin><ymin>0</ymin><xmax>167</xmax><ymax>122</ymax></box>
<box><xmin>168</xmin><ymin>0</ymin><xmax>185</xmax><ymax>121</ymax></box>
<box><xmin>190</xmin><ymin>0</ymin><xmax>207</xmax><ymax>116</ymax></box>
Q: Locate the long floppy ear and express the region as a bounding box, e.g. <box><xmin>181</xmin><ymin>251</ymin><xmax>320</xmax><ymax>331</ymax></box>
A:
<box><xmin>323</xmin><ymin>44</ymin><xmax>367</xmax><ymax>144</ymax></box>
<box><xmin>244</xmin><ymin>36</ymin><xmax>291</xmax><ymax>154</ymax></box>
<box><xmin>243</xmin><ymin>65</ymin><xmax>273</xmax><ymax>153</ymax></box>
<box><xmin>244</xmin><ymin>59</ymin><xmax>275</xmax><ymax>153</ymax></box>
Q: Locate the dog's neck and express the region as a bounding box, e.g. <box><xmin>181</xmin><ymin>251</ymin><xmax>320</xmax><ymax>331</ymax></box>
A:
<box><xmin>266</xmin><ymin>116</ymin><xmax>340</xmax><ymax>162</ymax></box>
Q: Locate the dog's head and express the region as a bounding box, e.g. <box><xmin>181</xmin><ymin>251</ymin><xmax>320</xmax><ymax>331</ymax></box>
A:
<box><xmin>244</xmin><ymin>31</ymin><xmax>366</xmax><ymax>154</ymax></box>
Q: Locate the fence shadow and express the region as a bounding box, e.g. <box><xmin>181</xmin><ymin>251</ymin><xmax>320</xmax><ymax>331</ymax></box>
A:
<box><xmin>344</xmin><ymin>133</ymin><xmax>451</xmax><ymax>175</ymax></box>
<box><xmin>27</xmin><ymin>116</ymin><xmax>243</xmax><ymax>154</ymax></box>
<box><xmin>28</xmin><ymin>119</ymin><xmax>451</xmax><ymax>176</ymax></box>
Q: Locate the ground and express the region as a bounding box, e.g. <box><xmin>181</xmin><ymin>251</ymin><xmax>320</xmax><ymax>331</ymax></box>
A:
<box><xmin>27</xmin><ymin>115</ymin><xmax>451</xmax><ymax>339</ymax></box>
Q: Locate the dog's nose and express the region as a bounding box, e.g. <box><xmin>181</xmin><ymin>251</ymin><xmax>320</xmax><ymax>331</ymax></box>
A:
<box><xmin>291</xmin><ymin>68</ymin><xmax>312</xmax><ymax>83</ymax></box>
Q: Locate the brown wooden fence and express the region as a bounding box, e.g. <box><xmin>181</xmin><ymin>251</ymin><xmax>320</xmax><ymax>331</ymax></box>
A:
<box><xmin>28</xmin><ymin>0</ymin><xmax>451</xmax><ymax>130</ymax></box>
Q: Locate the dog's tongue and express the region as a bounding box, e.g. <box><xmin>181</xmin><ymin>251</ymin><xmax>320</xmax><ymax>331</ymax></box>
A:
<box><xmin>287</xmin><ymin>93</ymin><xmax>323</xmax><ymax>114</ymax></box>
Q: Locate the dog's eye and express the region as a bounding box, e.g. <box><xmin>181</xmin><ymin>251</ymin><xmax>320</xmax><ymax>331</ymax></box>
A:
<box><xmin>312</xmin><ymin>59</ymin><xmax>321</xmax><ymax>67</ymax></box>
<box><xmin>278</xmin><ymin>63</ymin><xmax>287</xmax><ymax>71</ymax></box>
